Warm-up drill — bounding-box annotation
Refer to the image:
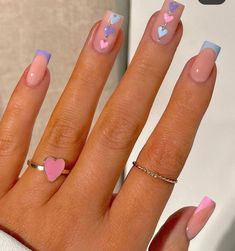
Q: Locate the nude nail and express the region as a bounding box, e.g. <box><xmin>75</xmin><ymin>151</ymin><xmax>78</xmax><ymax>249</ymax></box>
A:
<box><xmin>186</xmin><ymin>196</ymin><xmax>216</xmax><ymax>240</ymax></box>
<box><xmin>26</xmin><ymin>50</ymin><xmax>51</xmax><ymax>87</ymax></box>
<box><xmin>152</xmin><ymin>0</ymin><xmax>184</xmax><ymax>45</ymax></box>
<box><xmin>93</xmin><ymin>10</ymin><xmax>124</xmax><ymax>53</ymax></box>
<box><xmin>190</xmin><ymin>41</ymin><xmax>221</xmax><ymax>83</ymax></box>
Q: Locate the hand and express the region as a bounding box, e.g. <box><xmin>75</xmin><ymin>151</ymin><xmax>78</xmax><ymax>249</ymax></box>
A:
<box><xmin>0</xmin><ymin>1</ymin><xmax>219</xmax><ymax>250</ymax></box>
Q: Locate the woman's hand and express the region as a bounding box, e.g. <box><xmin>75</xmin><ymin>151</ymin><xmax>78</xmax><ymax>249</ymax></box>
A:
<box><xmin>0</xmin><ymin>1</ymin><xmax>219</xmax><ymax>250</ymax></box>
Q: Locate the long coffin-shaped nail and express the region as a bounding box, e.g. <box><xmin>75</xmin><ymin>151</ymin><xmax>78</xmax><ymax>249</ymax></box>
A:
<box><xmin>152</xmin><ymin>0</ymin><xmax>184</xmax><ymax>45</ymax></box>
<box><xmin>93</xmin><ymin>10</ymin><xmax>124</xmax><ymax>53</ymax></box>
<box><xmin>26</xmin><ymin>50</ymin><xmax>51</xmax><ymax>87</ymax></box>
<box><xmin>190</xmin><ymin>41</ymin><xmax>221</xmax><ymax>83</ymax></box>
<box><xmin>186</xmin><ymin>196</ymin><xmax>216</xmax><ymax>240</ymax></box>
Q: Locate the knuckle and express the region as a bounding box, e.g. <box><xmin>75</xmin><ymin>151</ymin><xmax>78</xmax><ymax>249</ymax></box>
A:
<box><xmin>0</xmin><ymin>131</ymin><xmax>18</xmax><ymax>157</ymax></box>
<box><xmin>143</xmin><ymin>136</ymin><xmax>187</xmax><ymax>177</ymax></box>
<box><xmin>133</xmin><ymin>52</ymin><xmax>165</xmax><ymax>82</ymax></box>
<box><xmin>45</xmin><ymin>116</ymin><xmax>85</xmax><ymax>149</ymax></box>
<box><xmin>98</xmin><ymin>107</ymin><xmax>142</xmax><ymax>150</ymax></box>
<box><xmin>71</xmin><ymin>61</ymin><xmax>103</xmax><ymax>90</ymax></box>
<box><xmin>134</xmin><ymin>57</ymin><xmax>159</xmax><ymax>79</ymax></box>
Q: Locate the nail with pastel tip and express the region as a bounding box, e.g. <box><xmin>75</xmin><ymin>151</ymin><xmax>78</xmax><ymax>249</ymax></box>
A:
<box><xmin>186</xmin><ymin>196</ymin><xmax>216</xmax><ymax>240</ymax></box>
<box><xmin>93</xmin><ymin>10</ymin><xmax>124</xmax><ymax>53</ymax></box>
<box><xmin>152</xmin><ymin>0</ymin><xmax>184</xmax><ymax>45</ymax></box>
<box><xmin>26</xmin><ymin>49</ymin><xmax>51</xmax><ymax>87</ymax></box>
<box><xmin>190</xmin><ymin>41</ymin><xmax>221</xmax><ymax>83</ymax></box>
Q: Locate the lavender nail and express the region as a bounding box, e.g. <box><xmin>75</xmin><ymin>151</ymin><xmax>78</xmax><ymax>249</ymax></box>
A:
<box><xmin>35</xmin><ymin>49</ymin><xmax>51</xmax><ymax>62</ymax></box>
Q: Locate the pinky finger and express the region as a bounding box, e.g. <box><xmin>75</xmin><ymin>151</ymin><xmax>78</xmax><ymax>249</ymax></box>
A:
<box><xmin>0</xmin><ymin>50</ymin><xmax>51</xmax><ymax>197</ymax></box>
<box><xmin>149</xmin><ymin>197</ymin><xmax>216</xmax><ymax>251</ymax></box>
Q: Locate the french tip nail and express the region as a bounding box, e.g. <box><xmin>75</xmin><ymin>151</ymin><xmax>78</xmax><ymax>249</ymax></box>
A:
<box><xmin>26</xmin><ymin>49</ymin><xmax>50</xmax><ymax>87</ymax></box>
<box><xmin>194</xmin><ymin>196</ymin><xmax>216</xmax><ymax>214</ymax></box>
<box><xmin>201</xmin><ymin>41</ymin><xmax>221</xmax><ymax>59</ymax></box>
<box><xmin>35</xmin><ymin>49</ymin><xmax>52</xmax><ymax>63</ymax></box>
<box><xmin>186</xmin><ymin>196</ymin><xmax>216</xmax><ymax>240</ymax></box>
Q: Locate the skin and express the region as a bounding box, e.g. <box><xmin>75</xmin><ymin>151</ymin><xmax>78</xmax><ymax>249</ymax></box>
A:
<box><xmin>0</xmin><ymin>12</ymin><xmax>216</xmax><ymax>251</ymax></box>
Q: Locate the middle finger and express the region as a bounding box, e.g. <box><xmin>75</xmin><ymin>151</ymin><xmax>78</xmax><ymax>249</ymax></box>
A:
<box><xmin>60</xmin><ymin>0</ymin><xmax>184</xmax><ymax>211</ymax></box>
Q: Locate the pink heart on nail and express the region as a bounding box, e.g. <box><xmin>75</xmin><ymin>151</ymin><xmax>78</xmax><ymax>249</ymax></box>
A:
<box><xmin>44</xmin><ymin>157</ymin><xmax>65</xmax><ymax>182</ymax></box>
<box><xmin>164</xmin><ymin>13</ymin><xmax>174</xmax><ymax>23</ymax></box>
<box><xmin>100</xmin><ymin>40</ymin><xmax>109</xmax><ymax>49</ymax></box>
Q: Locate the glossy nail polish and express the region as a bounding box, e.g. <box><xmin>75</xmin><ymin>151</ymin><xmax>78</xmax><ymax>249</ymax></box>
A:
<box><xmin>190</xmin><ymin>41</ymin><xmax>221</xmax><ymax>83</ymax></box>
<box><xmin>93</xmin><ymin>10</ymin><xmax>124</xmax><ymax>53</ymax></box>
<box><xmin>26</xmin><ymin>50</ymin><xmax>51</xmax><ymax>87</ymax></box>
<box><xmin>152</xmin><ymin>0</ymin><xmax>184</xmax><ymax>45</ymax></box>
<box><xmin>186</xmin><ymin>196</ymin><xmax>216</xmax><ymax>240</ymax></box>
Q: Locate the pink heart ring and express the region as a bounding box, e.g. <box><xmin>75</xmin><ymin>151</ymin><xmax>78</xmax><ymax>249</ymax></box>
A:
<box><xmin>27</xmin><ymin>156</ymin><xmax>70</xmax><ymax>182</ymax></box>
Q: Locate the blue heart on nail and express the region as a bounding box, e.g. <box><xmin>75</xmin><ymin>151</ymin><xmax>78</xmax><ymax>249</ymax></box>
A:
<box><xmin>104</xmin><ymin>26</ymin><xmax>116</xmax><ymax>36</ymax></box>
<box><xmin>110</xmin><ymin>14</ymin><xmax>121</xmax><ymax>25</ymax></box>
<box><xmin>158</xmin><ymin>26</ymin><xmax>168</xmax><ymax>38</ymax></box>
<box><xmin>169</xmin><ymin>1</ymin><xmax>179</xmax><ymax>12</ymax></box>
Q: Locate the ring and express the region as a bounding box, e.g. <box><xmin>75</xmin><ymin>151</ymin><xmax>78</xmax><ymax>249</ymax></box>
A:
<box><xmin>27</xmin><ymin>156</ymin><xmax>70</xmax><ymax>182</ymax></box>
<box><xmin>132</xmin><ymin>161</ymin><xmax>178</xmax><ymax>184</ymax></box>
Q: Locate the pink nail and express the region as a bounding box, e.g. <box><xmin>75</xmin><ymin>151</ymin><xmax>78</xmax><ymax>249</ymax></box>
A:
<box><xmin>152</xmin><ymin>0</ymin><xmax>184</xmax><ymax>45</ymax></box>
<box><xmin>186</xmin><ymin>196</ymin><xmax>216</xmax><ymax>240</ymax></box>
<box><xmin>190</xmin><ymin>41</ymin><xmax>221</xmax><ymax>83</ymax></box>
<box><xmin>26</xmin><ymin>50</ymin><xmax>51</xmax><ymax>87</ymax></box>
<box><xmin>93</xmin><ymin>10</ymin><xmax>124</xmax><ymax>53</ymax></box>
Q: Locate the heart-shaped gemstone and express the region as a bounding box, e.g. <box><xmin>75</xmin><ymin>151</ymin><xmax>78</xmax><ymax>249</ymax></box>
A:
<box><xmin>110</xmin><ymin>14</ymin><xmax>121</xmax><ymax>25</ymax></box>
<box><xmin>104</xmin><ymin>26</ymin><xmax>115</xmax><ymax>37</ymax></box>
<box><xmin>158</xmin><ymin>26</ymin><xmax>168</xmax><ymax>38</ymax></box>
<box><xmin>169</xmin><ymin>1</ymin><xmax>179</xmax><ymax>12</ymax></box>
<box><xmin>44</xmin><ymin>157</ymin><xmax>65</xmax><ymax>182</ymax></box>
<box><xmin>164</xmin><ymin>13</ymin><xmax>174</xmax><ymax>23</ymax></box>
<box><xmin>100</xmin><ymin>40</ymin><xmax>109</xmax><ymax>49</ymax></box>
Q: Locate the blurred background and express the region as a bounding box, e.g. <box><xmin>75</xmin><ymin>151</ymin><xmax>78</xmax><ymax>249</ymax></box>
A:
<box><xmin>0</xmin><ymin>0</ymin><xmax>234</xmax><ymax>250</ymax></box>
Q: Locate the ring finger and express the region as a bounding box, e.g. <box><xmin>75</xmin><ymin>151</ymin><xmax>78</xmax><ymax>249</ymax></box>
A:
<box><xmin>14</xmin><ymin>11</ymin><xmax>124</xmax><ymax>204</ymax></box>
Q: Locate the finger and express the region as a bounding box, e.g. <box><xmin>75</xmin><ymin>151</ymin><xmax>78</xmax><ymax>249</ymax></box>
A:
<box><xmin>0</xmin><ymin>50</ymin><xmax>51</xmax><ymax>197</ymax></box>
<box><xmin>61</xmin><ymin>0</ymin><xmax>184</xmax><ymax>210</ymax></box>
<box><xmin>112</xmin><ymin>41</ymin><xmax>221</xmax><ymax>247</ymax></box>
<box><xmin>15</xmin><ymin>11</ymin><xmax>124</xmax><ymax>204</ymax></box>
<box><xmin>149</xmin><ymin>197</ymin><xmax>216</xmax><ymax>251</ymax></box>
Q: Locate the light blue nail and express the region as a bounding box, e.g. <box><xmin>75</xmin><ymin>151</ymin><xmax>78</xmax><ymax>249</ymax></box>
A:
<box><xmin>200</xmin><ymin>41</ymin><xmax>221</xmax><ymax>60</ymax></box>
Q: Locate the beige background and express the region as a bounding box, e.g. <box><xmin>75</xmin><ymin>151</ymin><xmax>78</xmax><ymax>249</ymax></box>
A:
<box><xmin>0</xmin><ymin>1</ymin><xmax>129</xmax><ymax>190</ymax></box>
<box><xmin>127</xmin><ymin>0</ymin><xmax>235</xmax><ymax>250</ymax></box>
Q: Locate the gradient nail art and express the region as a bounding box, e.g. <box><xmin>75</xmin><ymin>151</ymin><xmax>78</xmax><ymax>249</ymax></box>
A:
<box><xmin>190</xmin><ymin>41</ymin><xmax>221</xmax><ymax>83</ymax></box>
<box><xmin>93</xmin><ymin>10</ymin><xmax>124</xmax><ymax>53</ymax></box>
<box><xmin>26</xmin><ymin>50</ymin><xmax>51</xmax><ymax>87</ymax></box>
<box><xmin>152</xmin><ymin>0</ymin><xmax>184</xmax><ymax>45</ymax></box>
<box><xmin>186</xmin><ymin>196</ymin><xmax>216</xmax><ymax>240</ymax></box>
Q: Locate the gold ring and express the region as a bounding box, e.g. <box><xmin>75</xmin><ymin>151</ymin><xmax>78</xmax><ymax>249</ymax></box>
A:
<box><xmin>132</xmin><ymin>161</ymin><xmax>178</xmax><ymax>184</ymax></box>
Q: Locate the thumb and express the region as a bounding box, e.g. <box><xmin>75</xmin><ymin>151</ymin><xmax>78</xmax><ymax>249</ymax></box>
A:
<box><xmin>149</xmin><ymin>196</ymin><xmax>216</xmax><ymax>251</ymax></box>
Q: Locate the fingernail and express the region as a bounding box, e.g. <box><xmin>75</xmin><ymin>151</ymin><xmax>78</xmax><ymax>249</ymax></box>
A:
<box><xmin>152</xmin><ymin>0</ymin><xmax>184</xmax><ymax>45</ymax></box>
<box><xmin>93</xmin><ymin>10</ymin><xmax>124</xmax><ymax>53</ymax></box>
<box><xmin>190</xmin><ymin>41</ymin><xmax>221</xmax><ymax>83</ymax></box>
<box><xmin>26</xmin><ymin>49</ymin><xmax>51</xmax><ymax>87</ymax></box>
<box><xmin>186</xmin><ymin>196</ymin><xmax>216</xmax><ymax>240</ymax></box>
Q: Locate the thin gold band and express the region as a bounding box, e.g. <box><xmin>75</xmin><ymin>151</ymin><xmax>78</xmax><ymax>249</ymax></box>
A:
<box><xmin>133</xmin><ymin>161</ymin><xmax>178</xmax><ymax>184</ymax></box>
